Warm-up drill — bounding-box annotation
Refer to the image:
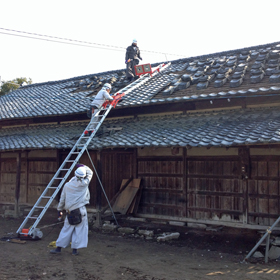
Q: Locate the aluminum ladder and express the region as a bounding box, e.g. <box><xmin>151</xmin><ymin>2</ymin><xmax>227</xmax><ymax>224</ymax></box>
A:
<box><xmin>16</xmin><ymin>62</ymin><xmax>171</xmax><ymax>238</ymax></box>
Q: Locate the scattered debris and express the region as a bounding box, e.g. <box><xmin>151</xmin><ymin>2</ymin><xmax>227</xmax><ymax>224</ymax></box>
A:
<box><xmin>157</xmin><ymin>232</ymin><xmax>180</xmax><ymax>242</ymax></box>
<box><xmin>102</xmin><ymin>223</ymin><xmax>118</xmax><ymax>232</ymax></box>
<box><xmin>10</xmin><ymin>239</ymin><xmax>26</xmax><ymax>244</ymax></box>
<box><xmin>187</xmin><ymin>223</ymin><xmax>207</xmax><ymax>229</ymax></box>
<box><xmin>253</xmin><ymin>251</ymin><xmax>264</xmax><ymax>258</ymax></box>
<box><xmin>268</xmin><ymin>245</ymin><xmax>280</xmax><ymax>259</ymax></box>
<box><xmin>206</xmin><ymin>226</ymin><xmax>224</xmax><ymax>232</ymax></box>
<box><xmin>169</xmin><ymin>221</ymin><xmax>185</xmax><ymax>227</ymax></box>
<box><xmin>101</xmin><ymin>223</ymin><xmax>181</xmax><ymax>243</ymax></box>
<box><xmin>126</xmin><ymin>217</ymin><xmax>146</xmax><ymax>222</ymax></box>
<box><xmin>138</xmin><ymin>230</ymin><xmax>154</xmax><ymax>237</ymax></box>
<box><xmin>271</xmin><ymin>236</ymin><xmax>280</xmax><ymax>246</ymax></box>
<box><xmin>118</xmin><ymin>227</ymin><xmax>135</xmax><ymax>234</ymax></box>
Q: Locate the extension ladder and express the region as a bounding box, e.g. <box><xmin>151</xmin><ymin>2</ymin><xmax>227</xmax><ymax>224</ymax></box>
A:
<box><xmin>16</xmin><ymin>62</ymin><xmax>171</xmax><ymax>238</ymax></box>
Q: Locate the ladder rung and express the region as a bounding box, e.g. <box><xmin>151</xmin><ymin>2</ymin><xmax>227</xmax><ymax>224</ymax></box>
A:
<box><xmin>60</xmin><ymin>169</ymin><xmax>70</xmax><ymax>171</ymax></box>
<box><xmin>29</xmin><ymin>216</ymin><xmax>38</xmax><ymax>219</ymax></box>
<box><xmin>35</xmin><ymin>206</ymin><xmax>45</xmax><ymax>209</ymax></box>
<box><xmin>65</xmin><ymin>160</ymin><xmax>75</xmax><ymax>162</ymax></box>
<box><xmin>42</xmin><ymin>196</ymin><xmax>51</xmax><ymax>198</ymax></box>
<box><xmin>48</xmin><ymin>187</ymin><xmax>58</xmax><ymax>189</ymax></box>
<box><xmin>70</xmin><ymin>152</ymin><xmax>80</xmax><ymax>154</ymax></box>
<box><xmin>54</xmin><ymin>178</ymin><xmax>64</xmax><ymax>180</ymax></box>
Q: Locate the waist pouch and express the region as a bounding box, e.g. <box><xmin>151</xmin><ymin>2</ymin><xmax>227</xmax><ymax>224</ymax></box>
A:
<box><xmin>87</xmin><ymin>105</ymin><xmax>99</xmax><ymax>118</ymax></box>
<box><xmin>67</xmin><ymin>208</ymin><xmax>82</xmax><ymax>225</ymax></box>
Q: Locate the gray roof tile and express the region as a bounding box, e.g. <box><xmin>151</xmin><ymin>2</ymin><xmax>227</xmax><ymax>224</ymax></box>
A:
<box><xmin>2</xmin><ymin>42</ymin><xmax>280</xmax><ymax>121</ymax></box>
<box><xmin>1</xmin><ymin>106</ymin><xmax>280</xmax><ymax>151</ymax></box>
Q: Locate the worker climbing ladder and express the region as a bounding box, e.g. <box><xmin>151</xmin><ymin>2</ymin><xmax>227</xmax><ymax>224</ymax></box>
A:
<box><xmin>16</xmin><ymin>62</ymin><xmax>171</xmax><ymax>238</ymax></box>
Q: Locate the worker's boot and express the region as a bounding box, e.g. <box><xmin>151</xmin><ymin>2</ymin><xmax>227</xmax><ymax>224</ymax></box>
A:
<box><xmin>72</xmin><ymin>248</ymin><xmax>79</xmax><ymax>256</ymax></box>
<box><xmin>50</xmin><ymin>246</ymin><xmax>62</xmax><ymax>254</ymax></box>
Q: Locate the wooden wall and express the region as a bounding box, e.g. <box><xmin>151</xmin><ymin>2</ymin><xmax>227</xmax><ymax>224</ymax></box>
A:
<box><xmin>137</xmin><ymin>156</ymin><xmax>184</xmax><ymax>217</ymax></box>
<box><xmin>0</xmin><ymin>155</ymin><xmax>26</xmax><ymax>203</ymax></box>
<box><xmin>0</xmin><ymin>150</ymin><xmax>58</xmax><ymax>205</ymax></box>
<box><xmin>248</xmin><ymin>155</ymin><xmax>280</xmax><ymax>226</ymax></box>
<box><xmin>1</xmin><ymin>146</ymin><xmax>280</xmax><ymax>227</ymax></box>
<box><xmin>136</xmin><ymin>147</ymin><xmax>280</xmax><ymax>226</ymax></box>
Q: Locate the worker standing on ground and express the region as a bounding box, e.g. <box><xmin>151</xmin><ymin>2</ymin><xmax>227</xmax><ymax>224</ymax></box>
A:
<box><xmin>86</xmin><ymin>83</ymin><xmax>113</xmax><ymax>135</ymax></box>
<box><xmin>125</xmin><ymin>39</ymin><xmax>142</xmax><ymax>82</ymax></box>
<box><xmin>50</xmin><ymin>164</ymin><xmax>93</xmax><ymax>256</ymax></box>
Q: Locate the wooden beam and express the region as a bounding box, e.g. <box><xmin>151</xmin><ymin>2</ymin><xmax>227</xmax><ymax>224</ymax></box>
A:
<box><xmin>182</xmin><ymin>147</ymin><xmax>187</xmax><ymax>217</ymax></box>
<box><xmin>24</xmin><ymin>151</ymin><xmax>29</xmax><ymax>203</ymax></box>
<box><xmin>136</xmin><ymin>213</ymin><xmax>280</xmax><ymax>231</ymax></box>
<box><xmin>14</xmin><ymin>152</ymin><xmax>21</xmax><ymax>217</ymax></box>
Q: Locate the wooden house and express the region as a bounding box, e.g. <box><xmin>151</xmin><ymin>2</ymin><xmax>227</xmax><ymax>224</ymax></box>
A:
<box><xmin>1</xmin><ymin>42</ymin><xmax>280</xmax><ymax>229</ymax></box>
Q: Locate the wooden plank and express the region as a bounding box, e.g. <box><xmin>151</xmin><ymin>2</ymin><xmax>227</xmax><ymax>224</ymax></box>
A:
<box><xmin>100</xmin><ymin>177</ymin><xmax>133</xmax><ymax>214</ymax></box>
<box><xmin>112</xmin><ymin>186</ymin><xmax>138</xmax><ymax>214</ymax></box>
<box><xmin>112</xmin><ymin>179</ymin><xmax>141</xmax><ymax>214</ymax></box>
<box><xmin>129</xmin><ymin>179</ymin><xmax>142</xmax><ymax>214</ymax></box>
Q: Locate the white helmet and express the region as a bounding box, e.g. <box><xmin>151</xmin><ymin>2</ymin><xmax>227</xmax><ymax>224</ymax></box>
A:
<box><xmin>133</xmin><ymin>39</ymin><xmax>137</xmax><ymax>44</ymax></box>
<box><xmin>103</xmin><ymin>83</ymin><xmax>111</xmax><ymax>91</ymax></box>
<box><xmin>75</xmin><ymin>167</ymin><xmax>86</xmax><ymax>178</ymax></box>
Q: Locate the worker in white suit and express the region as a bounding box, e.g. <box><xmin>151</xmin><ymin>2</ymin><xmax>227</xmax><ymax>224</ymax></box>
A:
<box><xmin>85</xmin><ymin>83</ymin><xmax>113</xmax><ymax>135</ymax></box>
<box><xmin>50</xmin><ymin>164</ymin><xmax>93</xmax><ymax>255</ymax></box>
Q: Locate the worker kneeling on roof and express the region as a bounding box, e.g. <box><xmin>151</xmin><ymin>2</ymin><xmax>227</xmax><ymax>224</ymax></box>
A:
<box><xmin>50</xmin><ymin>164</ymin><xmax>93</xmax><ymax>256</ymax></box>
<box><xmin>86</xmin><ymin>83</ymin><xmax>113</xmax><ymax>135</ymax></box>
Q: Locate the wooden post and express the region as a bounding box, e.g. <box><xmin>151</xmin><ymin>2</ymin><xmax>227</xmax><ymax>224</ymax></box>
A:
<box><xmin>94</xmin><ymin>151</ymin><xmax>102</xmax><ymax>227</ymax></box>
<box><xmin>133</xmin><ymin>148</ymin><xmax>138</xmax><ymax>179</ymax></box>
<box><xmin>238</xmin><ymin>147</ymin><xmax>250</xmax><ymax>224</ymax></box>
<box><xmin>14</xmin><ymin>152</ymin><xmax>22</xmax><ymax>217</ymax></box>
<box><xmin>183</xmin><ymin>147</ymin><xmax>187</xmax><ymax>217</ymax></box>
<box><xmin>24</xmin><ymin>151</ymin><xmax>29</xmax><ymax>204</ymax></box>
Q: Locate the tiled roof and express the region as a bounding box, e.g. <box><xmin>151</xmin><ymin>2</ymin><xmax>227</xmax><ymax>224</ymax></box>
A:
<box><xmin>1</xmin><ymin>106</ymin><xmax>280</xmax><ymax>151</ymax></box>
<box><xmin>1</xmin><ymin>41</ymin><xmax>280</xmax><ymax>121</ymax></box>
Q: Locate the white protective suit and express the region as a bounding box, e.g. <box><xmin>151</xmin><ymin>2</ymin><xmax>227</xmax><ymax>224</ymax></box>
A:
<box><xmin>88</xmin><ymin>88</ymin><xmax>113</xmax><ymax>131</ymax></box>
<box><xmin>56</xmin><ymin>165</ymin><xmax>93</xmax><ymax>249</ymax></box>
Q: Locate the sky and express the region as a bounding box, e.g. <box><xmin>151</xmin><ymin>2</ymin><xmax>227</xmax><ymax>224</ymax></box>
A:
<box><xmin>0</xmin><ymin>0</ymin><xmax>280</xmax><ymax>85</ymax></box>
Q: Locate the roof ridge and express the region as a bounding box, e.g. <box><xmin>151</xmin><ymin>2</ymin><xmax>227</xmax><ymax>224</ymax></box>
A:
<box><xmin>152</xmin><ymin>40</ymin><xmax>280</xmax><ymax>66</ymax></box>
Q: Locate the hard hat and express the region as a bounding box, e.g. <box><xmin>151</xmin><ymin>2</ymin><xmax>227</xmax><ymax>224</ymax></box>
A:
<box><xmin>103</xmin><ymin>83</ymin><xmax>112</xmax><ymax>90</ymax></box>
<box><xmin>133</xmin><ymin>39</ymin><xmax>137</xmax><ymax>44</ymax></box>
<box><xmin>75</xmin><ymin>167</ymin><xmax>86</xmax><ymax>178</ymax></box>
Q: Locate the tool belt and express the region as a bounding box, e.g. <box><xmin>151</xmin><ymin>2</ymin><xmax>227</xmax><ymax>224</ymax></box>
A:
<box><xmin>66</xmin><ymin>208</ymin><xmax>82</xmax><ymax>225</ymax></box>
<box><xmin>87</xmin><ymin>105</ymin><xmax>98</xmax><ymax>118</ymax></box>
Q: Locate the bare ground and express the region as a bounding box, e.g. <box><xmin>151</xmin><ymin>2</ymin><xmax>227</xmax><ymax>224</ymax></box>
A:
<box><xmin>1</xmin><ymin>210</ymin><xmax>280</xmax><ymax>280</ymax></box>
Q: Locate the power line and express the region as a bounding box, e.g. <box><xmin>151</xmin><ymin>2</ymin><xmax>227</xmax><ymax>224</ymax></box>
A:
<box><xmin>0</xmin><ymin>27</ymin><xmax>187</xmax><ymax>57</ymax></box>
<box><xmin>0</xmin><ymin>31</ymin><xmax>124</xmax><ymax>52</ymax></box>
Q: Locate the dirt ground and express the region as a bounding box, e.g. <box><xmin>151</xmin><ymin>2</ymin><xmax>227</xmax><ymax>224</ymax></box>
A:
<box><xmin>1</xmin><ymin>210</ymin><xmax>280</xmax><ymax>280</ymax></box>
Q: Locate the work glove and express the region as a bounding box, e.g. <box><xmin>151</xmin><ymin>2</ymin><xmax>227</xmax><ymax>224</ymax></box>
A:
<box><xmin>139</xmin><ymin>57</ymin><xmax>142</xmax><ymax>60</ymax></box>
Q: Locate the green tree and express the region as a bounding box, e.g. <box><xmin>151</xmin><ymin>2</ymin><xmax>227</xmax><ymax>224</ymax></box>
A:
<box><xmin>0</xmin><ymin>77</ymin><xmax>32</xmax><ymax>95</ymax></box>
